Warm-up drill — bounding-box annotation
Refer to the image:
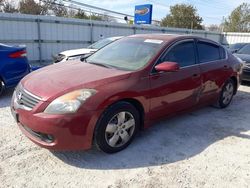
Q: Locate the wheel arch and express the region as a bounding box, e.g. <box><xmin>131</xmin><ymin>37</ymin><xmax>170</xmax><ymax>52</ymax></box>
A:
<box><xmin>96</xmin><ymin>97</ymin><xmax>146</xmax><ymax>131</ymax></box>
<box><xmin>92</xmin><ymin>98</ymin><xmax>146</xmax><ymax>152</ymax></box>
<box><xmin>229</xmin><ymin>76</ymin><xmax>238</xmax><ymax>95</ymax></box>
<box><xmin>0</xmin><ymin>75</ymin><xmax>6</xmax><ymax>90</ymax></box>
<box><xmin>0</xmin><ymin>75</ymin><xmax>5</xmax><ymax>83</ymax></box>
<box><xmin>119</xmin><ymin>98</ymin><xmax>145</xmax><ymax>130</ymax></box>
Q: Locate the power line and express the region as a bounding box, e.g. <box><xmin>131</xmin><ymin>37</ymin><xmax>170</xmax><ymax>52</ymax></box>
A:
<box><xmin>149</xmin><ymin>0</ymin><xmax>232</xmax><ymax>17</ymax></box>
<box><xmin>149</xmin><ymin>0</ymin><xmax>170</xmax><ymax>9</ymax></box>
<box><xmin>62</xmin><ymin>0</ymin><xmax>161</xmax><ymax>22</ymax></box>
<box><xmin>41</xmin><ymin>0</ymin><xmax>127</xmax><ymax>21</ymax></box>
<box><xmin>63</xmin><ymin>0</ymin><xmax>134</xmax><ymax>18</ymax></box>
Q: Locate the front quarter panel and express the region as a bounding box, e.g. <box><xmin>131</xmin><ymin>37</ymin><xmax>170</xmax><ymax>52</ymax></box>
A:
<box><xmin>81</xmin><ymin>72</ymin><xmax>150</xmax><ymax>120</ymax></box>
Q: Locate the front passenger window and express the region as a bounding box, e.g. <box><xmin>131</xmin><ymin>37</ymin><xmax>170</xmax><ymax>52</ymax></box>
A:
<box><xmin>161</xmin><ymin>41</ymin><xmax>196</xmax><ymax>67</ymax></box>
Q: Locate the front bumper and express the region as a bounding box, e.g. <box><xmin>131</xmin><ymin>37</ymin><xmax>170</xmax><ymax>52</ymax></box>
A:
<box><xmin>11</xmin><ymin>92</ymin><xmax>102</xmax><ymax>150</ymax></box>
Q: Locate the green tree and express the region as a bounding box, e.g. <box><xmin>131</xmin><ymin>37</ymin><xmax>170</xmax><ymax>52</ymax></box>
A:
<box><xmin>0</xmin><ymin>0</ymin><xmax>3</xmax><ymax>12</ymax></box>
<box><xmin>3</xmin><ymin>3</ymin><xmax>18</xmax><ymax>13</ymax></box>
<box><xmin>89</xmin><ymin>13</ymin><xmax>103</xmax><ymax>21</ymax></box>
<box><xmin>74</xmin><ymin>9</ymin><xmax>88</xmax><ymax>19</ymax></box>
<box><xmin>222</xmin><ymin>3</ymin><xmax>250</xmax><ymax>32</ymax></box>
<box><xmin>73</xmin><ymin>9</ymin><xmax>103</xmax><ymax>21</ymax></box>
<box><xmin>207</xmin><ymin>24</ymin><xmax>221</xmax><ymax>32</ymax></box>
<box><xmin>0</xmin><ymin>0</ymin><xmax>18</xmax><ymax>13</ymax></box>
<box><xmin>161</xmin><ymin>4</ymin><xmax>203</xmax><ymax>30</ymax></box>
<box><xmin>19</xmin><ymin>0</ymin><xmax>44</xmax><ymax>15</ymax></box>
<box><xmin>2</xmin><ymin>0</ymin><xmax>18</xmax><ymax>13</ymax></box>
<box><xmin>50</xmin><ymin>3</ymin><xmax>68</xmax><ymax>17</ymax></box>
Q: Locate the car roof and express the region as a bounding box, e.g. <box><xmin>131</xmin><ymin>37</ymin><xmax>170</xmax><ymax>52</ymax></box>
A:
<box><xmin>128</xmin><ymin>34</ymin><xmax>218</xmax><ymax>44</ymax></box>
<box><xmin>129</xmin><ymin>34</ymin><xmax>181</xmax><ymax>41</ymax></box>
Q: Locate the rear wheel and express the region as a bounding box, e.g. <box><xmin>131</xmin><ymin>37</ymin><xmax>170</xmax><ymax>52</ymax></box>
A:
<box><xmin>216</xmin><ymin>79</ymin><xmax>235</xmax><ymax>108</ymax></box>
<box><xmin>0</xmin><ymin>79</ymin><xmax>5</xmax><ymax>97</ymax></box>
<box><xmin>94</xmin><ymin>102</ymin><xmax>140</xmax><ymax>153</ymax></box>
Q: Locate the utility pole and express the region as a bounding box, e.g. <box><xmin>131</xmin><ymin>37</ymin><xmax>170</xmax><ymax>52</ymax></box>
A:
<box><xmin>89</xmin><ymin>9</ymin><xmax>92</xmax><ymax>21</ymax></box>
<box><xmin>191</xmin><ymin>21</ymin><xmax>193</xmax><ymax>33</ymax></box>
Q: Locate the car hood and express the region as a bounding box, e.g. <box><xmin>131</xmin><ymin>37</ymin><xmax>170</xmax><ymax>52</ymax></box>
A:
<box><xmin>234</xmin><ymin>53</ymin><xmax>250</xmax><ymax>63</ymax></box>
<box><xmin>60</xmin><ymin>48</ymin><xmax>97</xmax><ymax>57</ymax></box>
<box><xmin>21</xmin><ymin>61</ymin><xmax>131</xmax><ymax>101</ymax></box>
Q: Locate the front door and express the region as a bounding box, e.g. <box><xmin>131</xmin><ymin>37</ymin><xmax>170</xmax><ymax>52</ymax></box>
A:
<box><xmin>149</xmin><ymin>39</ymin><xmax>202</xmax><ymax>120</ymax></box>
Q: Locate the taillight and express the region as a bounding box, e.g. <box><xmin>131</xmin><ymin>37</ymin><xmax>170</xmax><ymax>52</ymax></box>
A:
<box><xmin>9</xmin><ymin>50</ymin><xmax>27</xmax><ymax>58</ymax></box>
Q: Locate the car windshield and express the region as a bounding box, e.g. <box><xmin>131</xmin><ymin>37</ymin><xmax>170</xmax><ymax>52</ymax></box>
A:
<box><xmin>86</xmin><ymin>37</ymin><xmax>164</xmax><ymax>71</ymax></box>
<box><xmin>237</xmin><ymin>44</ymin><xmax>250</xmax><ymax>55</ymax></box>
<box><xmin>229</xmin><ymin>43</ymin><xmax>246</xmax><ymax>50</ymax></box>
<box><xmin>88</xmin><ymin>38</ymin><xmax>114</xmax><ymax>49</ymax></box>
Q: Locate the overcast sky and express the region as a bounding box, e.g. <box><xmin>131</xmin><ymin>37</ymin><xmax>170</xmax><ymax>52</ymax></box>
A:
<box><xmin>73</xmin><ymin>0</ymin><xmax>249</xmax><ymax>25</ymax></box>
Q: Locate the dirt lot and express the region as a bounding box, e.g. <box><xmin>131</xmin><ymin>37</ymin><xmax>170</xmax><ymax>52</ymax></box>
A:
<box><xmin>1</xmin><ymin>85</ymin><xmax>250</xmax><ymax>188</ymax></box>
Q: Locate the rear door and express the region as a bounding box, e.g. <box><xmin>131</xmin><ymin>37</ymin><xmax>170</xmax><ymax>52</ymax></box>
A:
<box><xmin>196</xmin><ymin>40</ymin><xmax>231</xmax><ymax>103</ymax></box>
<box><xmin>149</xmin><ymin>39</ymin><xmax>202</xmax><ymax>120</ymax></box>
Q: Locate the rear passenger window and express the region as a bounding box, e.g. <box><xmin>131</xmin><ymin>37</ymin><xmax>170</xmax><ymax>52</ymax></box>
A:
<box><xmin>220</xmin><ymin>47</ymin><xmax>226</xmax><ymax>59</ymax></box>
<box><xmin>161</xmin><ymin>41</ymin><xmax>196</xmax><ymax>67</ymax></box>
<box><xmin>197</xmin><ymin>42</ymin><xmax>220</xmax><ymax>63</ymax></box>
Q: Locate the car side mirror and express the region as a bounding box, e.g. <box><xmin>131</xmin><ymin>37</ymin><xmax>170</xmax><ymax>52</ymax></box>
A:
<box><xmin>155</xmin><ymin>62</ymin><xmax>180</xmax><ymax>72</ymax></box>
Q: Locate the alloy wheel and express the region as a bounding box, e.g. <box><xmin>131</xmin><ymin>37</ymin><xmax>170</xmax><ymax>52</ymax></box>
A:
<box><xmin>222</xmin><ymin>82</ymin><xmax>234</xmax><ymax>105</ymax></box>
<box><xmin>105</xmin><ymin>111</ymin><xmax>135</xmax><ymax>148</ymax></box>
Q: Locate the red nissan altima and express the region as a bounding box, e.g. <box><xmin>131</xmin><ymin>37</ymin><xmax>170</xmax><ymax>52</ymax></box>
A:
<box><xmin>11</xmin><ymin>34</ymin><xmax>241</xmax><ymax>153</ymax></box>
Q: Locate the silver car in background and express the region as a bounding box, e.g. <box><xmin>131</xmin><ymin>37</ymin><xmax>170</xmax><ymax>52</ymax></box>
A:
<box><xmin>53</xmin><ymin>36</ymin><xmax>123</xmax><ymax>63</ymax></box>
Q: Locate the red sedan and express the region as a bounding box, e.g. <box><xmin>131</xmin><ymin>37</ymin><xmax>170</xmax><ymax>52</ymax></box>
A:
<box><xmin>11</xmin><ymin>34</ymin><xmax>241</xmax><ymax>153</ymax></box>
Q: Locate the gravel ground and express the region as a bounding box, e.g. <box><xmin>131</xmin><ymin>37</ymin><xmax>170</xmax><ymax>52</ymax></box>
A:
<box><xmin>1</xmin><ymin>85</ymin><xmax>250</xmax><ymax>188</ymax></box>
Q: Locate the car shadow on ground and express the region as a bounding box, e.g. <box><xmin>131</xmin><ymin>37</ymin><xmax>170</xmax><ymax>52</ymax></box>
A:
<box><xmin>52</xmin><ymin>88</ymin><xmax>250</xmax><ymax>170</ymax></box>
<box><xmin>0</xmin><ymin>89</ymin><xmax>14</xmax><ymax>108</ymax></box>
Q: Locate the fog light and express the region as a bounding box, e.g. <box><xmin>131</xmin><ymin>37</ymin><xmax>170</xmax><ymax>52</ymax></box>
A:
<box><xmin>46</xmin><ymin>134</ymin><xmax>54</xmax><ymax>142</ymax></box>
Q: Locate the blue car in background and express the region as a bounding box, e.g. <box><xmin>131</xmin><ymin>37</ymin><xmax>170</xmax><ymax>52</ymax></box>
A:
<box><xmin>0</xmin><ymin>43</ymin><xmax>30</xmax><ymax>96</ymax></box>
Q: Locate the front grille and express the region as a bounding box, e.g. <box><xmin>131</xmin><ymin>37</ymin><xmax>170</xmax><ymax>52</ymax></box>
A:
<box><xmin>243</xmin><ymin>66</ymin><xmax>250</xmax><ymax>72</ymax></box>
<box><xmin>244</xmin><ymin>64</ymin><xmax>250</xmax><ymax>70</ymax></box>
<box><xmin>15</xmin><ymin>86</ymin><xmax>41</xmax><ymax>110</ymax></box>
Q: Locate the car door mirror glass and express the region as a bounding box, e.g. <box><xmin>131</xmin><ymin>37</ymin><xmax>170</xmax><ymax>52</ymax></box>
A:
<box><xmin>155</xmin><ymin>62</ymin><xmax>180</xmax><ymax>72</ymax></box>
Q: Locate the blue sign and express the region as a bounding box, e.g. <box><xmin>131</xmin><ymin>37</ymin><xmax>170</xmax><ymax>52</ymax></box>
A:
<box><xmin>134</xmin><ymin>4</ymin><xmax>153</xmax><ymax>24</ymax></box>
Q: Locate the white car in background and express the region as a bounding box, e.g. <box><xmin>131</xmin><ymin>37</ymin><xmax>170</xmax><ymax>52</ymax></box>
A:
<box><xmin>53</xmin><ymin>36</ymin><xmax>122</xmax><ymax>63</ymax></box>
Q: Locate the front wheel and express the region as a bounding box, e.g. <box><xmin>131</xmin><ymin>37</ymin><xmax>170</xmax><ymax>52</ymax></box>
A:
<box><xmin>216</xmin><ymin>79</ymin><xmax>235</xmax><ymax>108</ymax></box>
<box><xmin>94</xmin><ymin>102</ymin><xmax>140</xmax><ymax>153</ymax></box>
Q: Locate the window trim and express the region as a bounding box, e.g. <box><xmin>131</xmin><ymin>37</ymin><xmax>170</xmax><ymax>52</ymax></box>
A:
<box><xmin>151</xmin><ymin>39</ymin><xmax>197</xmax><ymax>74</ymax></box>
<box><xmin>196</xmin><ymin>39</ymin><xmax>228</xmax><ymax>64</ymax></box>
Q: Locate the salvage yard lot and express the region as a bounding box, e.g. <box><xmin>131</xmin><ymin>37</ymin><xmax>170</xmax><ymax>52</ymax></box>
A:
<box><xmin>1</xmin><ymin>85</ymin><xmax>250</xmax><ymax>188</ymax></box>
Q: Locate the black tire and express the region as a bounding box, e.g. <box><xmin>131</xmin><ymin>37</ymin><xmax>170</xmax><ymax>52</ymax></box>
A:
<box><xmin>216</xmin><ymin>79</ymin><xmax>235</xmax><ymax>108</ymax></box>
<box><xmin>0</xmin><ymin>79</ymin><xmax>5</xmax><ymax>97</ymax></box>
<box><xmin>94</xmin><ymin>101</ymin><xmax>140</xmax><ymax>153</ymax></box>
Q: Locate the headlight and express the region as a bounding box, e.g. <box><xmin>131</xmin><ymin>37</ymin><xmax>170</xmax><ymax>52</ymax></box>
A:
<box><xmin>44</xmin><ymin>89</ymin><xmax>96</xmax><ymax>114</ymax></box>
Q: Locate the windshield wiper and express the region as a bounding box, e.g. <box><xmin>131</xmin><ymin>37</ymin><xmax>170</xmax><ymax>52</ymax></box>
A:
<box><xmin>80</xmin><ymin>53</ymin><xmax>92</xmax><ymax>62</ymax></box>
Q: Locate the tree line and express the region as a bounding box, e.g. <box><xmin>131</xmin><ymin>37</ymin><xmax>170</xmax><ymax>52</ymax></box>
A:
<box><xmin>0</xmin><ymin>0</ymin><xmax>249</xmax><ymax>32</ymax></box>
<box><xmin>0</xmin><ymin>0</ymin><xmax>103</xmax><ymax>20</ymax></box>
<box><xmin>160</xmin><ymin>3</ymin><xmax>250</xmax><ymax>32</ymax></box>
